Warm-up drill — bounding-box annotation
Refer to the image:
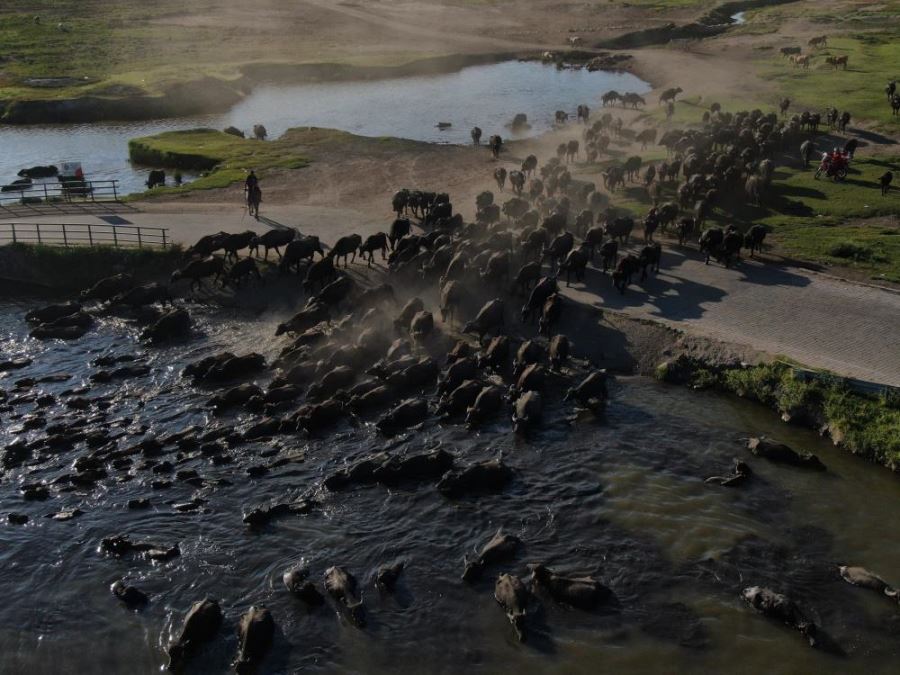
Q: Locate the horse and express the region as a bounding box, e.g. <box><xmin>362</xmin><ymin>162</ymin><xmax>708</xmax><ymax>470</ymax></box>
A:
<box><xmin>247</xmin><ymin>185</ymin><xmax>262</xmax><ymax>219</ymax></box>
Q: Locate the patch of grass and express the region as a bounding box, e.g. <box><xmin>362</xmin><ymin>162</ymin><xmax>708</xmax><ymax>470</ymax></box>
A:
<box><xmin>658</xmin><ymin>358</ymin><xmax>900</xmax><ymax>470</ymax></box>
<box><xmin>0</xmin><ymin>242</ymin><xmax>183</xmax><ymax>290</ymax></box>
<box><xmin>756</xmin><ymin>32</ymin><xmax>900</xmax><ymax>132</ymax></box>
<box><xmin>128</xmin><ymin>128</ymin><xmax>313</xmax><ymax>194</ymax></box>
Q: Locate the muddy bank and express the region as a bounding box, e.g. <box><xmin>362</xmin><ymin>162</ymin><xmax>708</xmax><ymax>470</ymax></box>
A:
<box><xmin>0</xmin><ymin>78</ymin><xmax>247</xmax><ymax>126</ymax></box>
<box><xmin>595</xmin><ymin>0</ymin><xmax>801</xmax><ymax>49</ymax></box>
<box><xmin>0</xmin><ymin>53</ymin><xmax>521</xmax><ymax>126</ymax></box>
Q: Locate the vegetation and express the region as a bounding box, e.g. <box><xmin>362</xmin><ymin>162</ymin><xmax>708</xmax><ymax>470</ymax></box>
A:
<box><xmin>0</xmin><ymin>242</ymin><xmax>183</xmax><ymax>290</ymax></box>
<box><xmin>129</xmin><ymin>128</ymin><xmax>312</xmax><ymax>194</ymax></box>
<box><xmin>656</xmin><ymin>358</ymin><xmax>900</xmax><ymax>470</ymax></box>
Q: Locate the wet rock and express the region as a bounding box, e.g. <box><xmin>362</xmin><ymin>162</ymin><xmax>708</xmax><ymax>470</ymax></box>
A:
<box><xmin>167</xmin><ymin>598</ymin><xmax>223</xmax><ymax>670</ymax></box>
<box><xmin>127</xmin><ymin>498</ymin><xmax>151</xmax><ymax>510</ymax></box>
<box><xmin>0</xmin><ymin>358</ymin><xmax>32</xmax><ymax>373</ymax></box>
<box><xmin>140</xmin><ymin>309</ymin><xmax>191</xmax><ymax>344</ymax></box>
<box><xmin>747</xmin><ymin>438</ymin><xmax>826</xmax><ymax>471</ymax></box>
<box><xmin>438</xmin><ymin>357</ymin><xmax>477</xmax><ymax>396</ymax></box>
<box><xmin>100</xmin><ymin>535</ymin><xmax>180</xmax><ymax>561</ymax></box>
<box><xmin>243</xmin><ymin>498</ymin><xmax>317</xmax><ymax>528</ymax></box>
<box><xmin>325</xmin><ymin>566</ymin><xmax>366</xmax><ymax>627</ymax></box>
<box><xmin>438</xmin><ymin>459</ymin><xmax>512</xmax><ymax>499</ymax></box>
<box><xmin>26</xmin><ymin>302</ymin><xmax>83</xmax><ymax>324</ymax></box>
<box><xmin>246</xmin><ymin>465</ymin><xmax>268</xmax><ymax>478</ymax></box>
<box><xmin>90</xmin><ymin>364</ymin><xmax>151</xmax><ymax>383</ymax></box>
<box><xmin>234</xmin><ymin>606</ymin><xmax>275</xmax><ymax>674</ymax></box>
<box><xmin>93</xmin><ymin>354</ymin><xmax>138</xmax><ymax>367</ymax></box>
<box><xmin>463</xmin><ymin>529</ymin><xmax>521</xmax><ymax>582</ymax></box>
<box><xmin>111</xmin><ymin>580</ymin><xmax>149</xmax><ymax>608</ymax></box>
<box><xmin>30</xmin><ymin>323</ymin><xmax>91</xmax><ymax>341</ymax></box>
<box><xmin>2</xmin><ymin>441</ymin><xmax>31</xmax><ymax>469</ymax></box>
<box><xmin>21</xmin><ymin>484</ymin><xmax>50</xmax><ymax>500</ymax></box>
<box><xmin>7</xmin><ymin>513</ymin><xmax>29</xmax><ymax>525</ymax></box>
<box><xmin>47</xmin><ymin>508</ymin><xmax>83</xmax><ymax>521</ymax></box>
<box><xmin>323</xmin><ymin>452</ymin><xmax>389</xmax><ymax>491</ymax></box>
<box><xmin>494</xmin><ymin>574</ymin><xmax>530</xmax><ymax>642</ymax></box>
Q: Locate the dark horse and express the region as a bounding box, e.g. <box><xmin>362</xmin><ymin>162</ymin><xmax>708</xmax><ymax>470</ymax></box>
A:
<box><xmin>247</xmin><ymin>185</ymin><xmax>262</xmax><ymax>219</ymax></box>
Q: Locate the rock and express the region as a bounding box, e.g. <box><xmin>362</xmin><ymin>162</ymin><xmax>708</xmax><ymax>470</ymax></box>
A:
<box><xmin>747</xmin><ymin>437</ymin><xmax>826</xmax><ymax>471</ymax></box>
<box><xmin>7</xmin><ymin>512</ymin><xmax>29</xmax><ymax>525</ymax></box>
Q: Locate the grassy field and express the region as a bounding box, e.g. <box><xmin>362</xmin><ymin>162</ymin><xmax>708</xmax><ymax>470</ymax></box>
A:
<box><xmin>128</xmin><ymin>128</ymin><xmax>314</xmax><ymax>194</ymax></box>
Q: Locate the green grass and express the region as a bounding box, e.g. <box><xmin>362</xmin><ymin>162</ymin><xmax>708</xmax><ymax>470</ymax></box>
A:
<box><xmin>757</xmin><ymin>32</ymin><xmax>900</xmax><ymax>132</ymax></box>
<box><xmin>0</xmin><ymin>242</ymin><xmax>183</xmax><ymax>289</ymax></box>
<box><xmin>657</xmin><ymin>359</ymin><xmax>900</xmax><ymax>470</ymax></box>
<box><xmin>128</xmin><ymin>128</ymin><xmax>314</xmax><ymax>194</ymax></box>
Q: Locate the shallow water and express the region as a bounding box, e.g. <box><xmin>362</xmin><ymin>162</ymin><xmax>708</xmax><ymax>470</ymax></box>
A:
<box><xmin>1</xmin><ymin>297</ymin><xmax>898</xmax><ymax>674</ymax></box>
<box><xmin>0</xmin><ymin>61</ymin><xmax>649</xmax><ymax>197</ymax></box>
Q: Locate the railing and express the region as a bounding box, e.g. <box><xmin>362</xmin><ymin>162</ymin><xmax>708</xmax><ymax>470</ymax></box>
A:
<box><xmin>0</xmin><ymin>222</ymin><xmax>170</xmax><ymax>249</ymax></box>
<box><xmin>0</xmin><ymin>179</ymin><xmax>121</xmax><ymax>205</ymax></box>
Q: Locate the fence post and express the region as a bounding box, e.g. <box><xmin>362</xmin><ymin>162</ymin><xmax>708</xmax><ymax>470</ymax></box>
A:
<box><xmin>11</xmin><ymin>223</ymin><xmax>16</xmax><ymax>243</ymax></box>
<box><xmin>113</xmin><ymin>227</ymin><xmax>118</xmax><ymax>248</ymax></box>
<box><xmin>162</xmin><ymin>229</ymin><xmax>167</xmax><ymax>249</ymax></box>
<box><xmin>113</xmin><ymin>181</ymin><xmax>119</xmax><ymax>202</ymax></box>
<box><xmin>43</xmin><ymin>183</ymin><xmax>49</xmax><ymax>203</ymax></box>
<box><xmin>36</xmin><ymin>224</ymin><xmax>42</xmax><ymax>245</ymax></box>
<box><xmin>88</xmin><ymin>224</ymin><xmax>94</xmax><ymax>247</ymax></box>
<box><xmin>62</xmin><ymin>224</ymin><xmax>68</xmax><ymax>247</ymax></box>
<box><xmin>90</xmin><ymin>180</ymin><xmax>96</xmax><ymax>203</ymax></box>
<box><xmin>137</xmin><ymin>228</ymin><xmax>142</xmax><ymax>249</ymax></box>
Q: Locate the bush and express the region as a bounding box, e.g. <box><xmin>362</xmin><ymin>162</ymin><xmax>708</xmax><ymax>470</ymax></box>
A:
<box><xmin>829</xmin><ymin>241</ymin><xmax>874</xmax><ymax>261</ymax></box>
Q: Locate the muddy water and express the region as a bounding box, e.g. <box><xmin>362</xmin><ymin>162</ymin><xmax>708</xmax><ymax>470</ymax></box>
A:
<box><xmin>0</xmin><ymin>299</ymin><xmax>898</xmax><ymax>674</ymax></box>
<box><xmin>0</xmin><ymin>61</ymin><xmax>649</xmax><ymax>198</ymax></box>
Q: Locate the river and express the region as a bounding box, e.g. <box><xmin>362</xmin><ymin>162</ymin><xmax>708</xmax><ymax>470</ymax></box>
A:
<box><xmin>0</xmin><ymin>61</ymin><xmax>649</xmax><ymax>198</ymax></box>
<box><xmin>1</xmin><ymin>296</ymin><xmax>898</xmax><ymax>674</ymax></box>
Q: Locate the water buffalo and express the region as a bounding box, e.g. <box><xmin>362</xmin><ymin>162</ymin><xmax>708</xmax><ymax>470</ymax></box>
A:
<box><xmin>495</xmin><ymin>574</ymin><xmax>531</xmax><ymax>641</ymax></box>
<box><xmin>560</xmin><ymin>247</ymin><xmax>588</xmax><ymax>286</ymax></box>
<box><xmin>538</xmin><ymin>294</ymin><xmax>562</xmax><ymax>336</ymax></box>
<box><xmin>233</xmin><ymin>606</ymin><xmax>274</xmax><ymax>674</ymax></box>
<box><xmin>80</xmin><ymin>273</ymin><xmax>135</xmax><ymax>302</ymax></box>
<box><xmin>303</xmin><ymin>256</ymin><xmax>336</xmax><ymax>291</ymax></box>
<box><xmin>280</xmin><ymin>235</ymin><xmax>324</xmax><ymax>274</ymax></box>
<box><xmin>462</xmin><ymin>529</ymin><xmax>521</xmax><ymax>582</ymax></box>
<box><xmin>250</xmin><ymin>228</ymin><xmax>296</xmax><ymax>259</ymax></box>
<box><xmin>167</xmin><ymin>598</ymin><xmax>223</xmax><ymax>670</ymax></box>
<box><xmin>222</xmin><ymin>230</ymin><xmax>256</xmax><ymax>260</ymax></box>
<box><xmin>325</xmin><ymin>566</ymin><xmax>365</xmax><ymax>627</ymax></box>
<box><xmin>521</xmin><ymin>276</ymin><xmax>557</xmax><ymax>323</ymax></box>
<box><xmin>612</xmin><ymin>255</ymin><xmax>640</xmax><ymax>294</ymax></box>
<box><xmin>638</xmin><ymin>243</ymin><xmax>661</xmax><ymax>281</ymax></box>
<box><xmin>329</xmin><ymin>234</ymin><xmax>362</xmax><ymax>267</ymax></box>
<box><xmin>227</xmin><ymin>257</ymin><xmax>262</xmax><ymax>288</ymax></box>
<box><xmin>171</xmin><ymin>257</ymin><xmax>225</xmax><ymax>290</ymax></box>
<box><xmin>359</xmin><ymin>232</ymin><xmax>389</xmax><ymax>266</ymax></box>
<box><xmin>606</xmin><ymin>216</ymin><xmax>633</xmax><ymax>244</ymax></box>
<box><xmin>471</xmin><ymin>126</ymin><xmax>482</xmax><ymax>145</ymax></box>
<box><xmin>529</xmin><ymin>564</ymin><xmax>613</xmax><ymax>610</ymax></box>
<box><xmin>744</xmin><ymin>224</ymin><xmax>767</xmax><ymax>257</ymax></box>
<box><xmin>463</xmin><ymin>299</ymin><xmax>505</xmax><ymax>339</ymax></box>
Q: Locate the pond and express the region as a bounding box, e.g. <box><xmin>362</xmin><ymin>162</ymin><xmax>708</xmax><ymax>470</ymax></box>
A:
<box><xmin>0</xmin><ymin>61</ymin><xmax>650</xmax><ymax>197</ymax></box>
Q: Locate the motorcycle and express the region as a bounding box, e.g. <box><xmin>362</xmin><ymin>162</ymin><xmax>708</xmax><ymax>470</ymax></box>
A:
<box><xmin>814</xmin><ymin>152</ymin><xmax>848</xmax><ymax>181</ymax></box>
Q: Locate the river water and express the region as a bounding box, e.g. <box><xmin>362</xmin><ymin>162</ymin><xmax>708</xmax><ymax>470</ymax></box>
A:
<box><xmin>0</xmin><ymin>61</ymin><xmax>649</xmax><ymax>198</ymax></box>
<box><xmin>1</xmin><ymin>295</ymin><xmax>898</xmax><ymax>674</ymax></box>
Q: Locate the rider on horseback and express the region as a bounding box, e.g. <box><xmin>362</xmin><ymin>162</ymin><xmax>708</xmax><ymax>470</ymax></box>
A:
<box><xmin>244</xmin><ymin>170</ymin><xmax>261</xmax><ymax>218</ymax></box>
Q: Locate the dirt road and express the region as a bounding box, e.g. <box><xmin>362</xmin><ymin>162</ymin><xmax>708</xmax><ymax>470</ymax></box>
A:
<box><xmin>5</xmin><ymin>202</ymin><xmax>898</xmax><ymax>386</ymax></box>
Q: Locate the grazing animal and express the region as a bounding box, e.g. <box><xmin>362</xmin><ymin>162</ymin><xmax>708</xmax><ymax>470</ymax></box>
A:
<box><xmin>638</xmin><ymin>243</ymin><xmax>661</xmax><ymax>282</ymax></box>
<box><xmin>676</xmin><ymin>217</ymin><xmax>694</xmax><ymax>246</ymax></box>
<box><xmin>359</xmin><ymin>232</ymin><xmax>389</xmax><ymax>266</ymax></box>
<box><xmin>171</xmin><ymin>257</ymin><xmax>225</xmax><ymax>291</ymax></box>
<box><xmin>659</xmin><ymin>86</ymin><xmax>683</xmax><ymax>105</ymax></box>
<box><xmin>826</xmin><ymin>55</ymin><xmax>848</xmax><ymax>70</ymax></box>
<box><xmin>329</xmin><ymin>234</ymin><xmax>363</xmax><ymax>267</ymax></box>
<box><xmin>808</xmin><ymin>35</ymin><xmax>827</xmax><ymax>48</ymax></box>
<box><xmin>559</xmin><ymin>247</ymin><xmax>588</xmax><ymax>286</ymax></box>
<box><xmin>879</xmin><ymin>171</ymin><xmax>893</xmax><ymax>196</ymax></box>
<box><xmin>606</xmin><ymin>216</ymin><xmax>633</xmax><ymax>244</ymax></box>
<box><xmin>440</xmin><ymin>280</ymin><xmax>467</xmax><ymax>325</ymax></box>
<box><xmin>280</xmin><ymin>236</ymin><xmax>324</xmax><ymax>274</ymax></box>
<box><xmin>538</xmin><ymin>293</ymin><xmax>562</xmax><ymax>336</ymax></box>
<box><xmin>463</xmin><ymin>299</ymin><xmax>505</xmax><ymax>339</ymax></box>
<box><xmin>800</xmin><ymin>140</ymin><xmax>813</xmax><ymax>168</ymax></box>
<box><xmin>250</xmin><ymin>228</ymin><xmax>296</xmax><ymax>259</ymax></box>
<box><xmin>612</xmin><ymin>255</ymin><xmax>640</xmax><ymax>294</ymax></box>
<box><xmin>699</xmin><ymin>228</ymin><xmax>724</xmax><ymax>264</ymax></box>
<box><xmin>599</xmin><ymin>240</ymin><xmax>618</xmax><ymax>273</ymax></box>
<box><xmin>253</xmin><ymin>124</ymin><xmax>267</xmax><ymax>140</ymax></box>
<box><xmin>222</xmin><ymin>230</ymin><xmax>256</xmax><ymax>260</ymax></box>
<box><xmin>780</xmin><ymin>46</ymin><xmax>801</xmax><ymax>57</ymax></box>
<box><xmin>227</xmin><ymin>257</ymin><xmax>262</xmax><ymax>288</ymax></box>
<box><xmin>494</xmin><ymin>167</ymin><xmax>508</xmax><ymax>191</ymax></box>
<box><xmin>744</xmin><ymin>225</ymin><xmax>767</xmax><ymax>257</ymax></box>
<box><xmin>489</xmin><ymin>135</ymin><xmax>503</xmax><ymax>159</ymax></box>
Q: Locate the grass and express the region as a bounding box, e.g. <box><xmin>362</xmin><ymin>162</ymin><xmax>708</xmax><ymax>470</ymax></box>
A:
<box><xmin>128</xmin><ymin>128</ymin><xmax>314</xmax><ymax>194</ymax></box>
<box><xmin>0</xmin><ymin>242</ymin><xmax>183</xmax><ymax>290</ymax></box>
<box><xmin>656</xmin><ymin>359</ymin><xmax>900</xmax><ymax>470</ymax></box>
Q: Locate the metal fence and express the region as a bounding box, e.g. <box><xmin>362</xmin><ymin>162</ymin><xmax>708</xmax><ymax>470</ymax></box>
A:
<box><xmin>0</xmin><ymin>179</ymin><xmax>121</xmax><ymax>205</ymax></box>
<box><xmin>0</xmin><ymin>222</ymin><xmax>170</xmax><ymax>249</ymax></box>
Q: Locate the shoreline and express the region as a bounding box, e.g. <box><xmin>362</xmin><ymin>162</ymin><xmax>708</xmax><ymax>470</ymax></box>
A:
<box><xmin>0</xmin><ymin>51</ymin><xmax>576</xmax><ymax>126</ymax></box>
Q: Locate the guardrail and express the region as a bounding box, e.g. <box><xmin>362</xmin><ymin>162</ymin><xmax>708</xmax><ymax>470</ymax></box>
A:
<box><xmin>0</xmin><ymin>222</ymin><xmax>170</xmax><ymax>249</ymax></box>
<box><xmin>0</xmin><ymin>179</ymin><xmax>121</xmax><ymax>205</ymax></box>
